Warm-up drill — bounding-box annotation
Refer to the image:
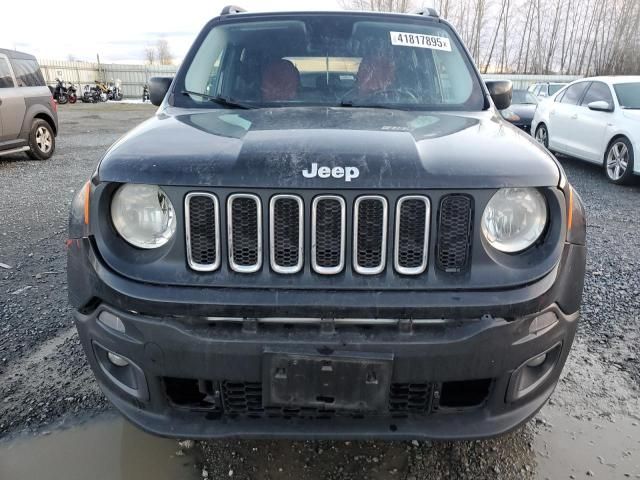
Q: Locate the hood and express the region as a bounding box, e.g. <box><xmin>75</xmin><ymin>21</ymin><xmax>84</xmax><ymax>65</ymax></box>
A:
<box><xmin>97</xmin><ymin>107</ymin><xmax>560</xmax><ymax>189</ymax></box>
<box><xmin>509</xmin><ymin>104</ymin><xmax>537</xmax><ymax>122</ymax></box>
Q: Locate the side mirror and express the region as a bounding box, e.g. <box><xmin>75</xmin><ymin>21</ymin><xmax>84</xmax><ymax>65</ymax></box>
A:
<box><xmin>149</xmin><ymin>77</ymin><xmax>174</xmax><ymax>106</ymax></box>
<box><xmin>587</xmin><ymin>100</ymin><xmax>613</xmax><ymax>112</ymax></box>
<box><xmin>485</xmin><ymin>80</ymin><xmax>512</xmax><ymax>110</ymax></box>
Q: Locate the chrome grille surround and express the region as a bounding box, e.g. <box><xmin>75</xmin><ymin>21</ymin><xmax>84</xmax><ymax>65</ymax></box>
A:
<box><xmin>353</xmin><ymin>195</ymin><xmax>388</xmax><ymax>275</ymax></box>
<box><xmin>184</xmin><ymin>192</ymin><xmax>221</xmax><ymax>272</ymax></box>
<box><xmin>311</xmin><ymin>195</ymin><xmax>346</xmax><ymax>275</ymax></box>
<box><xmin>394</xmin><ymin>195</ymin><xmax>431</xmax><ymax>275</ymax></box>
<box><xmin>227</xmin><ymin>193</ymin><xmax>262</xmax><ymax>273</ymax></box>
<box><xmin>269</xmin><ymin>194</ymin><xmax>304</xmax><ymax>274</ymax></box>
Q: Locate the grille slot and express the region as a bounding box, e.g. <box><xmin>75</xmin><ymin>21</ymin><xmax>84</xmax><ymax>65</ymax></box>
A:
<box><xmin>312</xmin><ymin>196</ymin><xmax>346</xmax><ymax>274</ymax></box>
<box><xmin>353</xmin><ymin>196</ymin><xmax>388</xmax><ymax>275</ymax></box>
<box><xmin>227</xmin><ymin>194</ymin><xmax>262</xmax><ymax>273</ymax></box>
<box><xmin>185</xmin><ymin>193</ymin><xmax>220</xmax><ymax>271</ymax></box>
<box><xmin>437</xmin><ymin>195</ymin><xmax>473</xmax><ymax>273</ymax></box>
<box><xmin>394</xmin><ymin>196</ymin><xmax>430</xmax><ymax>275</ymax></box>
<box><xmin>270</xmin><ymin>195</ymin><xmax>303</xmax><ymax>274</ymax></box>
<box><xmin>221</xmin><ymin>381</ymin><xmax>433</xmax><ymax>418</ymax></box>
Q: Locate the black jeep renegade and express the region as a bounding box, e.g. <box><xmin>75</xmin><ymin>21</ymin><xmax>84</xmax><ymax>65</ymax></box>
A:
<box><xmin>68</xmin><ymin>6</ymin><xmax>587</xmax><ymax>440</ymax></box>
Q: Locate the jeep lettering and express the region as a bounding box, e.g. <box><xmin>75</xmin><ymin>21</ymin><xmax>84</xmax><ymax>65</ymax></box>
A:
<box><xmin>303</xmin><ymin>163</ymin><xmax>360</xmax><ymax>181</ymax></box>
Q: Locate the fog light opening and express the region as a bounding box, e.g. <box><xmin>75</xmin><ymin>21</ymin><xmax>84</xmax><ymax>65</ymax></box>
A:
<box><xmin>107</xmin><ymin>352</ymin><xmax>130</xmax><ymax>367</ymax></box>
<box><xmin>526</xmin><ymin>353</ymin><xmax>547</xmax><ymax>368</ymax></box>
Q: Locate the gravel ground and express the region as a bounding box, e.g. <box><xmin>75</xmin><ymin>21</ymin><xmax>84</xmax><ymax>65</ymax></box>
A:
<box><xmin>0</xmin><ymin>104</ymin><xmax>638</xmax><ymax>478</ymax></box>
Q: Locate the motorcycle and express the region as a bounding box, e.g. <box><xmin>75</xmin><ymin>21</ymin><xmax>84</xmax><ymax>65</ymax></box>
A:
<box><xmin>50</xmin><ymin>78</ymin><xmax>69</xmax><ymax>104</ymax></box>
<box><xmin>95</xmin><ymin>79</ymin><xmax>123</xmax><ymax>101</ymax></box>
<box><xmin>81</xmin><ymin>84</ymin><xmax>101</xmax><ymax>103</ymax></box>
<box><xmin>67</xmin><ymin>82</ymin><xmax>78</xmax><ymax>104</ymax></box>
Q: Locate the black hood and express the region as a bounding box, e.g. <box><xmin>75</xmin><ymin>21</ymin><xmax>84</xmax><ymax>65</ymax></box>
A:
<box><xmin>509</xmin><ymin>103</ymin><xmax>537</xmax><ymax>123</ymax></box>
<box><xmin>97</xmin><ymin>107</ymin><xmax>560</xmax><ymax>189</ymax></box>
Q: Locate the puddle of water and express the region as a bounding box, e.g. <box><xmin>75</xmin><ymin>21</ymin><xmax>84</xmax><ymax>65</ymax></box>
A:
<box><xmin>0</xmin><ymin>415</ymin><xmax>200</xmax><ymax>480</ymax></box>
<box><xmin>535</xmin><ymin>408</ymin><xmax>640</xmax><ymax>478</ymax></box>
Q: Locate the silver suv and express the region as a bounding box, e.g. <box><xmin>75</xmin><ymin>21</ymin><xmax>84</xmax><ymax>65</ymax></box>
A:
<box><xmin>0</xmin><ymin>49</ymin><xmax>58</xmax><ymax>160</ymax></box>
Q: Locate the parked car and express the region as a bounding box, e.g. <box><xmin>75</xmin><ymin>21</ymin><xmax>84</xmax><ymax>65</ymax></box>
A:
<box><xmin>532</xmin><ymin>76</ymin><xmax>639</xmax><ymax>184</ymax></box>
<box><xmin>528</xmin><ymin>82</ymin><xmax>567</xmax><ymax>99</ymax></box>
<box><xmin>0</xmin><ymin>48</ymin><xmax>58</xmax><ymax>160</ymax></box>
<box><xmin>68</xmin><ymin>5</ymin><xmax>586</xmax><ymax>440</ymax></box>
<box><xmin>500</xmin><ymin>89</ymin><xmax>538</xmax><ymax>133</ymax></box>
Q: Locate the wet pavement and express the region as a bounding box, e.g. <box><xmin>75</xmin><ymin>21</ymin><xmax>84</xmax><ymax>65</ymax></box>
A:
<box><xmin>0</xmin><ymin>414</ymin><xmax>201</xmax><ymax>480</ymax></box>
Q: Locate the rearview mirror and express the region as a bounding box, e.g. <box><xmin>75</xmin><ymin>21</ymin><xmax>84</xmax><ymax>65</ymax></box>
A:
<box><xmin>587</xmin><ymin>100</ymin><xmax>613</xmax><ymax>112</ymax></box>
<box><xmin>149</xmin><ymin>77</ymin><xmax>174</xmax><ymax>106</ymax></box>
<box><xmin>485</xmin><ymin>80</ymin><xmax>513</xmax><ymax>110</ymax></box>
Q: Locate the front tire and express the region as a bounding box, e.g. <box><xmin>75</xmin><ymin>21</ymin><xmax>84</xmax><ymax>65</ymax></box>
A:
<box><xmin>535</xmin><ymin>124</ymin><xmax>549</xmax><ymax>149</ymax></box>
<box><xmin>26</xmin><ymin>119</ymin><xmax>55</xmax><ymax>160</ymax></box>
<box><xmin>605</xmin><ymin>137</ymin><xmax>634</xmax><ymax>185</ymax></box>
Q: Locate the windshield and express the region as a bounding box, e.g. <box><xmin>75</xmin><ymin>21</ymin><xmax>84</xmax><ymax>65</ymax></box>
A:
<box><xmin>179</xmin><ymin>14</ymin><xmax>484</xmax><ymax>111</ymax></box>
<box><xmin>613</xmin><ymin>83</ymin><xmax>640</xmax><ymax>109</ymax></box>
<box><xmin>512</xmin><ymin>90</ymin><xmax>537</xmax><ymax>104</ymax></box>
<box><xmin>548</xmin><ymin>84</ymin><xmax>564</xmax><ymax>95</ymax></box>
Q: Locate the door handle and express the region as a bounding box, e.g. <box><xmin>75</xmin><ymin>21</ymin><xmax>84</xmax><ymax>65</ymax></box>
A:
<box><xmin>550</xmin><ymin>110</ymin><xmax>555</xmax><ymax>115</ymax></box>
<box><xmin>571</xmin><ymin>114</ymin><xmax>578</xmax><ymax>119</ymax></box>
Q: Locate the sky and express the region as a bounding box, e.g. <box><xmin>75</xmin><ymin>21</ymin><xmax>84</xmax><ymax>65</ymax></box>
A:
<box><xmin>1</xmin><ymin>0</ymin><xmax>343</xmax><ymax>64</ymax></box>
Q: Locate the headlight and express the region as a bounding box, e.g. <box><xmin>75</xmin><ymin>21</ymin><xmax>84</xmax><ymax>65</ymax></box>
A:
<box><xmin>111</xmin><ymin>184</ymin><xmax>176</xmax><ymax>249</ymax></box>
<box><xmin>481</xmin><ymin>188</ymin><xmax>547</xmax><ymax>253</ymax></box>
<box><xmin>501</xmin><ymin>109</ymin><xmax>521</xmax><ymax>122</ymax></box>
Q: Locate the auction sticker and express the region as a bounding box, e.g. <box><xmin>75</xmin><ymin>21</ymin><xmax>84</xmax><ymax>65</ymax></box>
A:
<box><xmin>390</xmin><ymin>31</ymin><xmax>452</xmax><ymax>51</ymax></box>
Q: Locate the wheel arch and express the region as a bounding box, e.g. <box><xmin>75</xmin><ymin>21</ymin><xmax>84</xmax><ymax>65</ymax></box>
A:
<box><xmin>603</xmin><ymin>134</ymin><xmax>633</xmax><ymax>164</ymax></box>
<box><xmin>33</xmin><ymin>112</ymin><xmax>57</xmax><ymax>135</ymax></box>
<box><xmin>20</xmin><ymin>102</ymin><xmax>58</xmax><ymax>138</ymax></box>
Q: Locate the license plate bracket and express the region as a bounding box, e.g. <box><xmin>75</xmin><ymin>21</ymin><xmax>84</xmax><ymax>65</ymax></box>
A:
<box><xmin>263</xmin><ymin>350</ymin><xmax>393</xmax><ymax>411</ymax></box>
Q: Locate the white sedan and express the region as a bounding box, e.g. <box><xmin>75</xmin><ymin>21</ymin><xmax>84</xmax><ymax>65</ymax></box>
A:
<box><xmin>532</xmin><ymin>76</ymin><xmax>639</xmax><ymax>184</ymax></box>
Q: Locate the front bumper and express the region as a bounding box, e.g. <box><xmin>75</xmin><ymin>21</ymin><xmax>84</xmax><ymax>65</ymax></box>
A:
<box><xmin>69</xmin><ymin>238</ymin><xmax>585</xmax><ymax>440</ymax></box>
<box><xmin>74</xmin><ymin>302</ymin><xmax>578</xmax><ymax>440</ymax></box>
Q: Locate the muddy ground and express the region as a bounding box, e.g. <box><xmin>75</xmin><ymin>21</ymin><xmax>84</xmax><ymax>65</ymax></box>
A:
<box><xmin>0</xmin><ymin>103</ymin><xmax>639</xmax><ymax>479</ymax></box>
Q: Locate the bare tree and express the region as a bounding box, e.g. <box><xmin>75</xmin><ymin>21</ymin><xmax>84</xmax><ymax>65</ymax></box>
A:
<box><xmin>156</xmin><ymin>39</ymin><xmax>173</xmax><ymax>65</ymax></box>
<box><xmin>341</xmin><ymin>0</ymin><xmax>640</xmax><ymax>75</ymax></box>
<box><xmin>339</xmin><ymin>0</ymin><xmax>416</xmax><ymax>12</ymax></box>
<box><xmin>144</xmin><ymin>46</ymin><xmax>156</xmax><ymax>65</ymax></box>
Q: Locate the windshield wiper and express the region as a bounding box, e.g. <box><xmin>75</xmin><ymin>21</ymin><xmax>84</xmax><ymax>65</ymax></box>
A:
<box><xmin>339</xmin><ymin>100</ymin><xmax>407</xmax><ymax>110</ymax></box>
<box><xmin>181</xmin><ymin>90</ymin><xmax>255</xmax><ymax>109</ymax></box>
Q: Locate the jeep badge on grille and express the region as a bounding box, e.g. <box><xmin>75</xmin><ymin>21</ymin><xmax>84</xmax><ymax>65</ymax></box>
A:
<box><xmin>302</xmin><ymin>163</ymin><xmax>360</xmax><ymax>182</ymax></box>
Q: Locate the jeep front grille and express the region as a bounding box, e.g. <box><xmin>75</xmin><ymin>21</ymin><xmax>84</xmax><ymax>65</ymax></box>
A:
<box><xmin>353</xmin><ymin>196</ymin><xmax>387</xmax><ymax>275</ymax></box>
<box><xmin>270</xmin><ymin>195</ymin><xmax>303</xmax><ymax>274</ymax></box>
<box><xmin>311</xmin><ymin>195</ymin><xmax>346</xmax><ymax>274</ymax></box>
<box><xmin>436</xmin><ymin>195</ymin><xmax>473</xmax><ymax>273</ymax></box>
<box><xmin>185</xmin><ymin>193</ymin><xmax>220</xmax><ymax>271</ymax></box>
<box><xmin>185</xmin><ymin>191</ymin><xmax>475</xmax><ymax>276</ymax></box>
<box><xmin>227</xmin><ymin>194</ymin><xmax>262</xmax><ymax>273</ymax></box>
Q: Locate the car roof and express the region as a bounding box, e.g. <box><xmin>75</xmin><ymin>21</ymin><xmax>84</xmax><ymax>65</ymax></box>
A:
<box><xmin>0</xmin><ymin>48</ymin><xmax>37</xmax><ymax>60</ymax></box>
<box><xmin>215</xmin><ymin>9</ymin><xmax>442</xmax><ymax>22</ymax></box>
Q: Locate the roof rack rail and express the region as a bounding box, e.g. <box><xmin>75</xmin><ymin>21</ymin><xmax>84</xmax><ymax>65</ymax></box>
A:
<box><xmin>412</xmin><ymin>8</ymin><xmax>440</xmax><ymax>18</ymax></box>
<box><xmin>220</xmin><ymin>5</ymin><xmax>246</xmax><ymax>15</ymax></box>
